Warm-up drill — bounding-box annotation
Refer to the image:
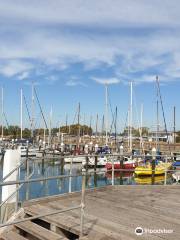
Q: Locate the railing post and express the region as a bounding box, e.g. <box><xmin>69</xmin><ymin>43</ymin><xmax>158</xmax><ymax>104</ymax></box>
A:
<box><xmin>94</xmin><ymin>155</ymin><xmax>97</xmax><ymax>172</ymax></box>
<box><xmin>80</xmin><ymin>168</ymin><xmax>86</xmax><ymax>237</ymax></box>
<box><xmin>112</xmin><ymin>158</ymin><xmax>114</xmax><ymax>186</ymax></box>
<box><xmin>15</xmin><ymin>167</ymin><xmax>19</xmax><ymax>212</ymax></box>
<box><xmin>69</xmin><ymin>157</ymin><xmax>72</xmax><ymax>193</ymax></box>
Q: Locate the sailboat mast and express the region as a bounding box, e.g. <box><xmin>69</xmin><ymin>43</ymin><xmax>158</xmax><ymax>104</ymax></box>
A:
<box><xmin>140</xmin><ymin>103</ymin><xmax>143</xmax><ymax>152</ymax></box>
<box><xmin>156</xmin><ymin>76</ymin><xmax>159</xmax><ymax>151</ymax></box>
<box><xmin>95</xmin><ymin>114</ymin><xmax>98</xmax><ymax>139</ymax></box>
<box><xmin>31</xmin><ymin>83</ymin><xmax>35</xmax><ymax>139</ymax></box>
<box><xmin>48</xmin><ymin>107</ymin><xmax>52</xmax><ymax>148</ymax></box>
<box><xmin>102</xmin><ymin>115</ymin><xmax>104</xmax><ymax>144</ymax></box>
<box><xmin>105</xmin><ymin>83</ymin><xmax>108</xmax><ymax>146</ymax></box>
<box><xmin>129</xmin><ymin>81</ymin><xmax>133</xmax><ymax>153</ymax></box>
<box><xmin>77</xmin><ymin>102</ymin><xmax>80</xmax><ymax>149</ymax></box>
<box><xmin>127</xmin><ymin>108</ymin><xmax>130</xmax><ymax>148</ymax></box>
<box><xmin>20</xmin><ymin>88</ymin><xmax>23</xmax><ymax>140</ymax></box>
<box><xmin>114</xmin><ymin>106</ymin><xmax>117</xmax><ymax>147</ymax></box>
<box><xmin>1</xmin><ymin>87</ymin><xmax>3</xmax><ymax>140</ymax></box>
<box><xmin>174</xmin><ymin>106</ymin><xmax>176</xmax><ymax>148</ymax></box>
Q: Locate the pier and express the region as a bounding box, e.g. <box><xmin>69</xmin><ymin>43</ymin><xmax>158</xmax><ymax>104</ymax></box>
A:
<box><xmin>0</xmin><ymin>185</ymin><xmax>180</xmax><ymax>239</ymax></box>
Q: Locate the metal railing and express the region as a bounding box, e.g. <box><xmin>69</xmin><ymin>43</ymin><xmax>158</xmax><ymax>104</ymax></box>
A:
<box><xmin>0</xmin><ymin>153</ymin><xmax>179</xmax><ymax>237</ymax></box>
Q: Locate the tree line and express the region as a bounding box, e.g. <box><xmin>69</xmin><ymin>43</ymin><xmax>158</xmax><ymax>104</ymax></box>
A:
<box><xmin>0</xmin><ymin>124</ymin><xmax>93</xmax><ymax>138</ymax></box>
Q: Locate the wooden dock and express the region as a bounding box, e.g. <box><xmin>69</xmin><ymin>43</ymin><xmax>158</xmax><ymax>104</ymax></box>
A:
<box><xmin>0</xmin><ymin>185</ymin><xmax>180</xmax><ymax>239</ymax></box>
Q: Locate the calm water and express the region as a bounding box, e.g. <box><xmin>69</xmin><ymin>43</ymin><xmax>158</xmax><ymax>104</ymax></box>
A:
<box><xmin>0</xmin><ymin>158</ymin><xmax>175</xmax><ymax>203</ymax></box>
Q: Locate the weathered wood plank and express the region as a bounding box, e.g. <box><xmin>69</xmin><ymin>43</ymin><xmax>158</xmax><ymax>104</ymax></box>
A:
<box><xmin>15</xmin><ymin>221</ymin><xmax>68</xmax><ymax>240</ymax></box>
<box><xmin>0</xmin><ymin>230</ymin><xmax>28</xmax><ymax>240</ymax></box>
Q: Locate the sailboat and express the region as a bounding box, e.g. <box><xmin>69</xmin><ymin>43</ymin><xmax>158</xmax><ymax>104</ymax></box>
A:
<box><xmin>105</xmin><ymin>156</ymin><xmax>137</xmax><ymax>170</ymax></box>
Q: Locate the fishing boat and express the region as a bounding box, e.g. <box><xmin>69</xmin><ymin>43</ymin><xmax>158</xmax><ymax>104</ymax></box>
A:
<box><xmin>105</xmin><ymin>157</ymin><xmax>137</xmax><ymax>170</ymax></box>
<box><xmin>135</xmin><ymin>162</ymin><xmax>171</xmax><ymax>176</ymax></box>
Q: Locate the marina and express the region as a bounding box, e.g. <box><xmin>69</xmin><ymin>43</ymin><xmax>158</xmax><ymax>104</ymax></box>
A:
<box><xmin>0</xmin><ymin>1</ymin><xmax>180</xmax><ymax>239</ymax></box>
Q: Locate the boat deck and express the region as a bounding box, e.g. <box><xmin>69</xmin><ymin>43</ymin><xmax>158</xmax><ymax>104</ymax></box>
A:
<box><xmin>1</xmin><ymin>185</ymin><xmax>180</xmax><ymax>239</ymax></box>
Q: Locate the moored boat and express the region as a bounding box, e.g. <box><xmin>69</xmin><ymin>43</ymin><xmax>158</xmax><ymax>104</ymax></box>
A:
<box><xmin>106</xmin><ymin>157</ymin><xmax>137</xmax><ymax>170</ymax></box>
<box><xmin>135</xmin><ymin>162</ymin><xmax>171</xmax><ymax>176</ymax></box>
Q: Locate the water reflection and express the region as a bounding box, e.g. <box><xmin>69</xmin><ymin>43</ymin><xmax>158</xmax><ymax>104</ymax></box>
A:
<box><xmin>0</xmin><ymin>159</ymin><xmax>175</xmax><ymax>203</ymax></box>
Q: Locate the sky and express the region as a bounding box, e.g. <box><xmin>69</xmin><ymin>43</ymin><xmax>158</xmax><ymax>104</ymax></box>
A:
<box><xmin>0</xmin><ymin>0</ymin><xmax>180</xmax><ymax>132</ymax></box>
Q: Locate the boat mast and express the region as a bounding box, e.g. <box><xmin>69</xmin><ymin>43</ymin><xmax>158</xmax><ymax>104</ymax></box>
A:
<box><xmin>20</xmin><ymin>88</ymin><xmax>23</xmax><ymax>140</ymax></box>
<box><xmin>114</xmin><ymin>106</ymin><xmax>117</xmax><ymax>147</ymax></box>
<box><xmin>127</xmin><ymin>108</ymin><xmax>130</xmax><ymax>148</ymax></box>
<box><xmin>48</xmin><ymin>106</ymin><xmax>52</xmax><ymax>148</ymax></box>
<box><xmin>129</xmin><ymin>81</ymin><xmax>133</xmax><ymax>153</ymax></box>
<box><xmin>140</xmin><ymin>103</ymin><xmax>143</xmax><ymax>153</ymax></box>
<box><xmin>101</xmin><ymin>115</ymin><xmax>104</xmax><ymax>144</ymax></box>
<box><xmin>95</xmin><ymin>114</ymin><xmax>98</xmax><ymax>139</ymax></box>
<box><xmin>105</xmin><ymin>83</ymin><xmax>108</xmax><ymax>146</ymax></box>
<box><xmin>174</xmin><ymin>106</ymin><xmax>176</xmax><ymax>149</ymax></box>
<box><xmin>156</xmin><ymin>76</ymin><xmax>159</xmax><ymax>151</ymax></box>
<box><xmin>1</xmin><ymin>87</ymin><xmax>3</xmax><ymax>140</ymax></box>
<box><xmin>77</xmin><ymin>102</ymin><xmax>80</xmax><ymax>150</ymax></box>
<box><xmin>31</xmin><ymin>82</ymin><xmax>35</xmax><ymax>140</ymax></box>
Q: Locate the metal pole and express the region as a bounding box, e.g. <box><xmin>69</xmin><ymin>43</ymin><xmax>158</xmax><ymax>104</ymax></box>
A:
<box><xmin>164</xmin><ymin>155</ymin><xmax>167</xmax><ymax>185</ymax></box>
<box><xmin>112</xmin><ymin>158</ymin><xmax>114</xmax><ymax>186</ymax></box>
<box><xmin>31</xmin><ymin>83</ymin><xmax>34</xmax><ymax>140</ymax></box>
<box><xmin>1</xmin><ymin>87</ymin><xmax>3</xmax><ymax>140</ymax></box>
<box><xmin>130</xmin><ymin>81</ymin><xmax>133</xmax><ymax>153</ymax></box>
<box><xmin>20</xmin><ymin>88</ymin><xmax>23</xmax><ymax>140</ymax></box>
<box><xmin>69</xmin><ymin>158</ymin><xmax>72</xmax><ymax>193</ymax></box>
<box><xmin>105</xmin><ymin>84</ymin><xmax>108</xmax><ymax>146</ymax></box>
<box><xmin>174</xmin><ymin>106</ymin><xmax>176</xmax><ymax>150</ymax></box>
<box><xmin>80</xmin><ymin>168</ymin><xmax>86</xmax><ymax>237</ymax></box>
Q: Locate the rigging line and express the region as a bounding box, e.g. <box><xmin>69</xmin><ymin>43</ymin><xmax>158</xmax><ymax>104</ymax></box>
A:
<box><xmin>156</xmin><ymin>77</ymin><xmax>171</xmax><ymax>154</ymax></box>
<box><xmin>33</xmin><ymin>111</ymin><xmax>41</xmax><ymax>130</ymax></box>
<box><xmin>34</xmin><ymin>87</ymin><xmax>48</xmax><ymax>129</ymax></box>
<box><xmin>107</xmin><ymin>87</ymin><xmax>116</xmax><ymax>133</ymax></box>
<box><xmin>133</xmin><ymin>89</ymin><xmax>145</xmax><ymax>154</ymax></box>
<box><xmin>109</xmin><ymin>110</ymin><xmax>115</xmax><ymax>134</ymax></box>
<box><xmin>72</xmin><ymin>107</ymin><xmax>78</xmax><ymax>125</ymax></box>
<box><xmin>23</xmin><ymin>94</ymin><xmax>31</xmax><ymax>122</ymax></box>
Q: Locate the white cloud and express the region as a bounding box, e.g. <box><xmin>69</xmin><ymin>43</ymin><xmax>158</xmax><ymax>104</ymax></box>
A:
<box><xmin>17</xmin><ymin>71</ymin><xmax>29</xmax><ymax>80</ymax></box>
<box><xmin>0</xmin><ymin>60</ymin><xmax>33</xmax><ymax>77</ymax></box>
<box><xmin>1</xmin><ymin>0</ymin><xmax>180</xmax><ymax>27</ymax></box>
<box><xmin>0</xmin><ymin>1</ymin><xmax>180</xmax><ymax>85</ymax></box>
<box><xmin>66</xmin><ymin>79</ymin><xmax>87</xmax><ymax>87</ymax></box>
<box><xmin>92</xmin><ymin>77</ymin><xmax>120</xmax><ymax>85</ymax></box>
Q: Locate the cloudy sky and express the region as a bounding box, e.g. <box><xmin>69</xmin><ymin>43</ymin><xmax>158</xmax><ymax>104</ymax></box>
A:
<box><xmin>0</xmin><ymin>0</ymin><xmax>180</xmax><ymax>130</ymax></box>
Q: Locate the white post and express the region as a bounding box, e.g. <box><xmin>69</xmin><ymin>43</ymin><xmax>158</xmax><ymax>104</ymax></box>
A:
<box><xmin>20</xmin><ymin>88</ymin><xmax>23</xmax><ymax>140</ymax></box>
<box><xmin>1</xmin><ymin>87</ymin><xmax>4</xmax><ymax>141</ymax></box>
<box><xmin>129</xmin><ymin>82</ymin><xmax>133</xmax><ymax>153</ymax></box>
<box><xmin>1</xmin><ymin>150</ymin><xmax>21</xmax><ymax>221</ymax></box>
<box><xmin>105</xmin><ymin>83</ymin><xmax>108</xmax><ymax>146</ymax></box>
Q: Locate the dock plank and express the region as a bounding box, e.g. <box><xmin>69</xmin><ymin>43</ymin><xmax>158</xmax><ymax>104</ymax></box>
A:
<box><xmin>15</xmin><ymin>221</ymin><xmax>68</xmax><ymax>240</ymax></box>
<box><xmin>0</xmin><ymin>230</ymin><xmax>28</xmax><ymax>240</ymax></box>
<box><xmin>1</xmin><ymin>185</ymin><xmax>180</xmax><ymax>239</ymax></box>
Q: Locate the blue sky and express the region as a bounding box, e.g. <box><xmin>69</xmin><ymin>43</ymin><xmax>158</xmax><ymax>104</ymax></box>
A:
<box><xmin>0</xmin><ymin>0</ymin><xmax>180</xmax><ymax>131</ymax></box>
